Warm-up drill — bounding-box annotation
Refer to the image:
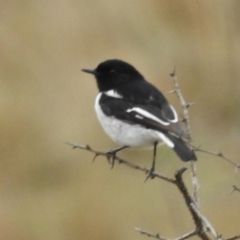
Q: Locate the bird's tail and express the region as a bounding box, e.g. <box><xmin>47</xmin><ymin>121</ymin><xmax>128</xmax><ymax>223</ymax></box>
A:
<box><xmin>165</xmin><ymin>134</ymin><xmax>197</xmax><ymax>161</ymax></box>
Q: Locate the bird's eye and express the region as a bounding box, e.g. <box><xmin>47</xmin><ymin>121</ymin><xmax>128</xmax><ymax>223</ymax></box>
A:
<box><xmin>110</xmin><ymin>69</ymin><xmax>115</xmax><ymax>74</ymax></box>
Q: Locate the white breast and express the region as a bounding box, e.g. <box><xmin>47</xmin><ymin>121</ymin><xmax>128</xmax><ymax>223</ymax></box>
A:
<box><xmin>94</xmin><ymin>92</ymin><xmax>173</xmax><ymax>147</ymax></box>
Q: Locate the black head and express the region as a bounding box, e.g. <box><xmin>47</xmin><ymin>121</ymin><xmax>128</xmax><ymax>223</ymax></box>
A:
<box><xmin>82</xmin><ymin>59</ymin><xmax>144</xmax><ymax>91</ymax></box>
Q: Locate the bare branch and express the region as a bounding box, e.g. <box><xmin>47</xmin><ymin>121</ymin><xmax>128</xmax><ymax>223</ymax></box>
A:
<box><xmin>68</xmin><ymin>72</ymin><xmax>239</xmax><ymax>240</ymax></box>
<box><xmin>134</xmin><ymin>168</ymin><xmax>212</xmax><ymax>240</ymax></box>
<box><xmin>169</xmin><ymin>68</ymin><xmax>192</xmax><ymax>139</ymax></box>
<box><xmin>68</xmin><ymin>142</ymin><xmax>240</xmax><ymax>240</ymax></box>
<box><xmin>134</xmin><ymin>228</ymin><xmax>198</xmax><ymax>240</ymax></box>
<box><xmin>226</xmin><ymin>235</ymin><xmax>240</xmax><ymax>240</ymax></box>
<box><xmin>174</xmin><ymin>230</ymin><xmax>199</xmax><ymax>240</ymax></box>
<box><xmin>134</xmin><ymin>228</ymin><xmax>168</xmax><ymax>240</ymax></box>
<box><xmin>190</xmin><ymin>203</ymin><xmax>218</xmax><ymax>238</ymax></box>
<box><xmin>190</xmin><ymin>161</ymin><xmax>200</xmax><ymax>208</ymax></box>
<box><xmin>169</xmin><ymin>69</ymin><xmax>199</xmax><ymax>209</ymax></box>
<box><xmin>66</xmin><ymin>142</ymin><xmax>175</xmax><ymax>184</ymax></box>
<box><xmin>174</xmin><ymin>169</ymin><xmax>211</xmax><ymax>240</ymax></box>
<box><xmin>193</xmin><ymin>146</ymin><xmax>240</xmax><ymax>172</ymax></box>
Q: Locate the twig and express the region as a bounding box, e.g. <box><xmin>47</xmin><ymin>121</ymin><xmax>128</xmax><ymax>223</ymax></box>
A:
<box><xmin>169</xmin><ymin>68</ymin><xmax>192</xmax><ymax>139</ymax></box>
<box><xmin>174</xmin><ymin>230</ymin><xmax>199</xmax><ymax>240</ymax></box>
<box><xmin>190</xmin><ymin>203</ymin><xmax>218</xmax><ymax>238</ymax></box>
<box><xmin>190</xmin><ymin>161</ymin><xmax>199</xmax><ymax>208</ymax></box>
<box><xmin>174</xmin><ymin>169</ymin><xmax>211</xmax><ymax>240</ymax></box>
<box><xmin>226</xmin><ymin>235</ymin><xmax>240</xmax><ymax>240</ymax></box>
<box><xmin>134</xmin><ymin>228</ymin><xmax>168</xmax><ymax>240</ymax></box>
<box><xmin>135</xmin><ymin>168</ymin><xmax>212</xmax><ymax>240</ymax></box>
<box><xmin>232</xmin><ymin>185</ymin><xmax>240</xmax><ymax>192</ymax></box>
<box><xmin>169</xmin><ymin>69</ymin><xmax>199</xmax><ymax>209</ymax></box>
<box><xmin>134</xmin><ymin>228</ymin><xmax>198</xmax><ymax>240</ymax></box>
<box><xmin>66</xmin><ymin>142</ymin><xmax>175</xmax><ymax>184</ymax></box>
<box><xmin>68</xmin><ymin>143</ymin><xmax>240</xmax><ymax>240</ymax></box>
<box><xmin>193</xmin><ymin>146</ymin><xmax>240</xmax><ymax>172</ymax></box>
<box><xmin>71</xmin><ymin>66</ymin><xmax>239</xmax><ymax>240</ymax></box>
<box><xmin>230</xmin><ymin>185</ymin><xmax>240</xmax><ymax>195</ymax></box>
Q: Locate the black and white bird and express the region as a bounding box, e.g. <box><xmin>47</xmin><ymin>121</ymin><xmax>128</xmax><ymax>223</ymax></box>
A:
<box><xmin>82</xmin><ymin>59</ymin><xmax>196</xmax><ymax>176</ymax></box>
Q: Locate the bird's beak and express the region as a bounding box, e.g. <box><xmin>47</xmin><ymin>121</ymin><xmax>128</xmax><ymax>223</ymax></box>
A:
<box><xmin>82</xmin><ymin>68</ymin><xmax>97</xmax><ymax>75</ymax></box>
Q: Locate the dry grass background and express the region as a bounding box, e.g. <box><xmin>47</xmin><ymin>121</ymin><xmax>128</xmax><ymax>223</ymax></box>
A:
<box><xmin>1</xmin><ymin>1</ymin><xmax>240</xmax><ymax>239</ymax></box>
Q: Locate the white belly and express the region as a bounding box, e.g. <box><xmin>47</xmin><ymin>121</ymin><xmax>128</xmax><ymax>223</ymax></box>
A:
<box><xmin>94</xmin><ymin>93</ymin><xmax>163</xmax><ymax>147</ymax></box>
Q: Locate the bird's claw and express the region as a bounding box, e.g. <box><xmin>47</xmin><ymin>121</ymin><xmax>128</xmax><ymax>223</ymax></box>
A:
<box><xmin>144</xmin><ymin>167</ymin><xmax>155</xmax><ymax>182</ymax></box>
<box><xmin>106</xmin><ymin>149</ymin><xmax>118</xmax><ymax>168</ymax></box>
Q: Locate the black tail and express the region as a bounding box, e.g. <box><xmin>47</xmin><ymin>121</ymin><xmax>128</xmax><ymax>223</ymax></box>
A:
<box><xmin>166</xmin><ymin>134</ymin><xmax>197</xmax><ymax>162</ymax></box>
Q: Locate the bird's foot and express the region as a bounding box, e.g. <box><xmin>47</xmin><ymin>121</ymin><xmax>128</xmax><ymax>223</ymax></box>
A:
<box><xmin>144</xmin><ymin>166</ymin><xmax>156</xmax><ymax>182</ymax></box>
<box><xmin>106</xmin><ymin>149</ymin><xmax>118</xmax><ymax>168</ymax></box>
<box><xmin>105</xmin><ymin>146</ymin><xmax>128</xmax><ymax>169</ymax></box>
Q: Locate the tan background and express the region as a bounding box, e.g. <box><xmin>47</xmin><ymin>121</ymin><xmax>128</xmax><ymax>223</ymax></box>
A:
<box><xmin>1</xmin><ymin>1</ymin><xmax>240</xmax><ymax>239</ymax></box>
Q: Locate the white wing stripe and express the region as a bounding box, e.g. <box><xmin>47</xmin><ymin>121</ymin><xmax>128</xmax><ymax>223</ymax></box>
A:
<box><xmin>169</xmin><ymin>105</ymin><xmax>178</xmax><ymax>122</ymax></box>
<box><xmin>157</xmin><ymin>132</ymin><xmax>174</xmax><ymax>148</ymax></box>
<box><xmin>104</xmin><ymin>90</ymin><xmax>122</xmax><ymax>99</ymax></box>
<box><xmin>126</xmin><ymin>107</ymin><xmax>170</xmax><ymax>126</ymax></box>
<box><xmin>135</xmin><ymin>114</ymin><xmax>144</xmax><ymax>119</ymax></box>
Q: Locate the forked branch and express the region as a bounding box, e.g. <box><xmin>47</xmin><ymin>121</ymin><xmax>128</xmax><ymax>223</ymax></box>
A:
<box><xmin>67</xmin><ymin>143</ymin><xmax>240</xmax><ymax>240</ymax></box>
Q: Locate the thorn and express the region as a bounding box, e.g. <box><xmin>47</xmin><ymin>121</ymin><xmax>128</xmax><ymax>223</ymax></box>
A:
<box><xmin>230</xmin><ymin>185</ymin><xmax>240</xmax><ymax>195</ymax></box>
<box><xmin>229</xmin><ymin>189</ymin><xmax>234</xmax><ymax>196</ymax></box>
<box><xmin>65</xmin><ymin>142</ymin><xmax>76</xmax><ymax>149</ymax></box>
<box><xmin>181</xmin><ymin>118</ymin><xmax>187</xmax><ymax>123</ymax></box>
<box><xmin>235</xmin><ymin>165</ymin><xmax>239</xmax><ymax>174</ymax></box>
<box><xmin>230</xmin><ymin>186</ymin><xmax>237</xmax><ymax>195</ymax></box>
<box><xmin>170</xmin><ymin>66</ymin><xmax>176</xmax><ymax>77</ymax></box>
<box><xmin>218</xmin><ymin>152</ymin><xmax>223</xmax><ymax>157</ymax></box>
<box><xmin>192</xmin><ymin>148</ymin><xmax>197</xmax><ymax>154</ymax></box>
<box><xmin>85</xmin><ymin>144</ymin><xmax>91</xmax><ymax>150</ymax></box>
<box><xmin>185</xmin><ymin>102</ymin><xmax>195</xmax><ymax>108</ymax></box>
<box><xmin>92</xmin><ymin>154</ymin><xmax>100</xmax><ymax>162</ymax></box>
<box><xmin>195</xmin><ymin>145</ymin><xmax>201</xmax><ymax>151</ymax></box>
<box><xmin>217</xmin><ymin>234</ymin><xmax>223</xmax><ymax>240</ymax></box>
<box><xmin>179</xmin><ymin>114</ymin><xmax>186</xmax><ymax>123</ymax></box>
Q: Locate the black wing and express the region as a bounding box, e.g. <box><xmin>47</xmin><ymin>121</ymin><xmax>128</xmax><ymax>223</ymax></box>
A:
<box><xmin>99</xmin><ymin>86</ymin><xmax>196</xmax><ymax>161</ymax></box>
<box><xmin>99</xmin><ymin>94</ymin><xmax>184</xmax><ymax>138</ymax></box>
<box><xmin>117</xmin><ymin>80</ymin><xmax>177</xmax><ymax>121</ymax></box>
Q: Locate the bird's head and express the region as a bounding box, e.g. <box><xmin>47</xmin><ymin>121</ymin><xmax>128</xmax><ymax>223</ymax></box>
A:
<box><xmin>82</xmin><ymin>59</ymin><xmax>144</xmax><ymax>91</ymax></box>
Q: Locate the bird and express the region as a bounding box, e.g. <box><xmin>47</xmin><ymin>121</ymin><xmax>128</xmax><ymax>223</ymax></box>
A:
<box><xmin>82</xmin><ymin>59</ymin><xmax>197</xmax><ymax>178</ymax></box>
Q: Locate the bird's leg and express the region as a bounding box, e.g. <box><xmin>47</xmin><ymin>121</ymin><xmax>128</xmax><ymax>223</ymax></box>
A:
<box><xmin>145</xmin><ymin>142</ymin><xmax>158</xmax><ymax>181</ymax></box>
<box><xmin>106</xmin><ymin>145</ymin><xmax>129</xmax><ymax>168</ymax></box>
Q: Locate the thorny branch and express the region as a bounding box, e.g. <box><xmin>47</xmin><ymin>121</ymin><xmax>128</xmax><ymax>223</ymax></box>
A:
<box><xmin>67</xmin><ymin>143</ymin><xmax>240</xmax><ymax>240</ymax></box>
<box><xmin>66</xmin><ymin>142</ymin><xmax>175</xmax><ymax>184</ymax></box>
<box><xmin>193</xmin><ymin>146</ymin><xmax>240</xmax><ymax>173</ymax></box>
<box><xmin>169</xmin><ymin>68</ymin><xmax>193</xmax><ymax>139</ymax></box>
<box><xmin>134</xmin><ymin>228</ymin><xmax>198</xmax><ymax>240</ymax></box>
<box><xmin>68</xmin><ymin>69</ymin><xmax>240</xmax><ymax>240</ymax></box>
<box><xmin>169</xmin><ymin>69</ymin><xmax>199</xmax><ymax>208</ymax></box>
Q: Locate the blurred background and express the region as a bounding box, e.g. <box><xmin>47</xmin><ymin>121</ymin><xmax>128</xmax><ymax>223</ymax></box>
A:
<box><xmin>1</xmin><ymin>1</ymin><xmax>240</xmax><ymax>239</ymax></box>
